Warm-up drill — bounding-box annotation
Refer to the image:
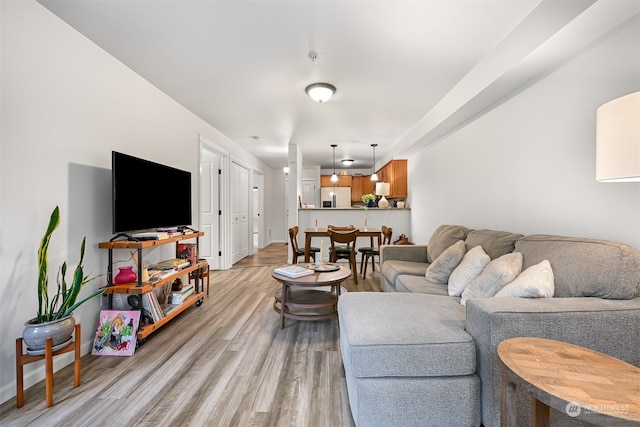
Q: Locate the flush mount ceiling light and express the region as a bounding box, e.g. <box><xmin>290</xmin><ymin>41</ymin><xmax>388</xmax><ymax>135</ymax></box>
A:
<box><xmin>341</xmin><ymin>159</ymin><xmax>354</xmax><ymax>166</ymax></box>
<box><xmin>331</xmin><ymin>144</ymin><xmax>339</xmax><ymax>183</ymax></box>
<box><xmin>370</xmin><ymin>144</ymin><xmax>379</xmax><ymax>181</ymax></box>
<box><xmin>306</xmin><ymin>83</ymin><xmax>336</xmax><ymax>103</ymax></box>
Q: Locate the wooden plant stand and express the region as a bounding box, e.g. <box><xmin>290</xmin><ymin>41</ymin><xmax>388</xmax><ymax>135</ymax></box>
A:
<box><xmin>15</xmin><ymin>323</ymin><xmax>81</xmax><ymax>408</ymax></box>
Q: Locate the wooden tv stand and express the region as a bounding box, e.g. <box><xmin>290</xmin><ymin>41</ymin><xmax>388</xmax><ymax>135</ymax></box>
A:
<box><xmin>99</xmin><ymin>231</ymin><xmax>205</xmax><ymax>341</ymax></box>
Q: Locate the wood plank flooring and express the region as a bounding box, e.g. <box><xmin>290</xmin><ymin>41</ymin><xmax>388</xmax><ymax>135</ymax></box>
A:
<box><xmin>0</xmin><ymin>244</ymin><xmax>382</xmax><ymax>426</ymax></box>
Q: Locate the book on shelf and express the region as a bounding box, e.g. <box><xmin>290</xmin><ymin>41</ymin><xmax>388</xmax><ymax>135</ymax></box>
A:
<box><xmin>176</xmin><ymin>243</ymin><xmax>197</xmax><ymax>266</ymax></box>
<box><xmin>142</xmin><ymin>293</ymin><xmax>164</xmax><ymax>323</ymax></box>
<box><xmin>169</xmin><ymin>284</ymin><xmax>195</xmax><ymax>304</ymax></box>
<box><xmin>151</xmin><ymin>258</ymin><xmax>190</xmax><ymax>271</ymax></box>
<box><xmin>160</xmin><ymin>303</ymin><xmax>181</xmax><ymax>317</ymax></box>
<box><xmin>273</xmin><ymin>265</ymin><xmax>314</xmax><ymax>278</ymax></box>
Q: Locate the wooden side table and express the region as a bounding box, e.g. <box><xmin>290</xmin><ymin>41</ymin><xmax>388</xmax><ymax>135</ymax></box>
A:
<box><xmin>498</xmin><ymin>337</ymin><xmax>640</xmax><ymax>426</ymax></box>
<box><xmin>16</xmin><ymin>323</ymin><xmax>81</xmax><ymax>408</ymax></box>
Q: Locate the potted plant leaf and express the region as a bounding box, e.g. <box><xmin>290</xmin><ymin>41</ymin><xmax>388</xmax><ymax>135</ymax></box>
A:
<box><xmin>22</xmin><ymin>206</ymin><xmax>104</xmax><ymax>353</ymax></box>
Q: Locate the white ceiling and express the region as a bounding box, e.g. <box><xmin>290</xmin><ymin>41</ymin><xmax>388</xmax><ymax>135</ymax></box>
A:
<box><xmin>38</xmin><ymin>0</ymin><xmax>639</xmax><ymax>170</ymax></box>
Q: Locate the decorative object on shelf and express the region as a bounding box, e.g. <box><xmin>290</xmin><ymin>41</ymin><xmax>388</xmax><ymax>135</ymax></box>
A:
<box><xmin>361</xmin><ymin>193</ymin><xmax>376</xmax><ymax>207</ymax></box>
<box><xmin>114</xmin><ymin>266</ymin><xmax>137</xmax><ymax>284</ymax></box>
<box><xmin>596</xmin><ymin>91</ymin><xmax>639</xmax><ymax>182</ymax></box>
<box><xmin>330</xmin><ymin>144</ymin><xmax>339</xmax><ymax>183</ymax></box>
<box><xmin>370</xmin><ymin>144</ymin><xmax>379</xmax><ymax>181</ymax></box>
<box><xmin>305</xmin><ymin>82</ymin><xmax>336</xmax><ymax>103</ymax></box>
<box><xmin>91</xmin><ymin>310</ymin><xmax>140</xmax><ymax>356</ymax></box>
<box><xmin>23</xmin><ymin>206</ymin><xmax>104</xmax><ymax>351</ymax></box>
<box><xmin>376</xmin><ymin>182</ymin><xmax>391</xmax><ymax>208</ymax></box>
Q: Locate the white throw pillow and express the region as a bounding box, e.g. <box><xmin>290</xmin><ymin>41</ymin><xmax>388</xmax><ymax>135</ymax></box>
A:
<box><xmin>494</xmin><ymin>260</ymin><xmax>554</xmax><ymax>298</ymax></box>
<box><xmin>460</xmin><ymin>252</ymin><xmax>523</xmax><ymax>306</ymax></box>
<box><xmin>448</xmin><ymin>245</ymin><xmax>490</xmax><ymax>296</ymax></box>
<box><xmin>425</xmin><ymin>240</ymin><xmax>466</xmax><ymax>284</ymax></box>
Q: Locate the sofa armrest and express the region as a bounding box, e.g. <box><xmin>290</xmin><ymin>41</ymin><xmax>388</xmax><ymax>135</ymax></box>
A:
<box><xmin>379</xmin><ymin>244</ymin><xmax>428</xmax><ymax>266</ymax></box>
<box><xmin>466</xmin><ymin>297</ymin><xmax>640</xmax><ymax>427</ymax></box>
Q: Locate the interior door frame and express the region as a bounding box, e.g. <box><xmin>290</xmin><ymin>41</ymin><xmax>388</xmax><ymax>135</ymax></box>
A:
<box><xmin>199</xmin><ymin>135</ymin><xmax>231</xmax><ymax>270</ymax></box>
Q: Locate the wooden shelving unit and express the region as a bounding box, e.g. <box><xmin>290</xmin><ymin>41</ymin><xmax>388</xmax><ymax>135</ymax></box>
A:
<box><xmin>99</xmin><ymin>231</ymin><xmax>205</xmax><ymax>341</ymax></box>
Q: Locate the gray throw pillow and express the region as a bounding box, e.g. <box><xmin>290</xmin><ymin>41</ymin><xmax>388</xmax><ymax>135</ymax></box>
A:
<box><xmin>460</xmin><ymin>252</ymin><xmax>523</xmax><ymax>306</ymax></box>
<box><xmin>448</xmin><ymin>245</ymin><xmax>491</xmax><ymax>297</ymax></box>
<box><xmin>425</xmin><ymin>240</ymin><xmax>466</xmax><ymax>284</ymax></box>
<box><xmin>494</xmin><ymin>260</ymin><xmax>554</xmax><ymax>298</ymax></box>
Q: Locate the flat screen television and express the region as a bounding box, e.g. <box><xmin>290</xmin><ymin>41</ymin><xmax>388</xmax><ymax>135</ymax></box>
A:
<box><xmin>112</xmin><ymin>151</ymin><xmax>192</xmax><ymax>234</ymax></box>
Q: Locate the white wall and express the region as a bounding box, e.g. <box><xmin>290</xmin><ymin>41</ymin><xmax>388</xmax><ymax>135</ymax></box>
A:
<box><xmin>0</xmin><ymin>1</ymin><xmax>276</xmax><ymax>403</ymax></box>
<box><xmin>408</xmin><ymin>16</ymin><xmax>640</xmax><ymax>248</ymax></box>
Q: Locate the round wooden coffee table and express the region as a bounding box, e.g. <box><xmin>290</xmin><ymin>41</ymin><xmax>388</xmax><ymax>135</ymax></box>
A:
<box><xmin>272</xmin><ymin>265</ymin><xmax>351</xmax><ymax>328</ymax></box>
<box><xmin>498</xmin><ymin>337</ymin><xmax>640</xmax><ymax>426</ymax></box>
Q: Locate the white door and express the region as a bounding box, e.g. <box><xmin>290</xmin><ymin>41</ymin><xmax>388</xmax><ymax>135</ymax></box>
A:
<box><xmin>199</xmin><ymin>145</ymin><xmax>222</xmax><ymax>270</ymax></box>
<box><xmin>231</xmin><ymin>162</ymin><xmax>249</xmax><ymax>264</ymax></box>
<box><xmin>301</xmin><ymin>178</ymin><xmax>316</xmax><ymax>207</ymax></box>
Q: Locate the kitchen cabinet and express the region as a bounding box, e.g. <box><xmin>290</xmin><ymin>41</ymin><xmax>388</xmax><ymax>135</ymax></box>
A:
<box><xmin>320</xmin><ymin>175</ymin><xmax>352</xmax><ymax>187</ymax></box>
<box><xmin>376</xmin><ymin>159</ymin><xmax>407</xmax><ymax>198</ymax></box>
<box><xmin>351</xmin><ymin>175</ymin><xmax>376</xmax><ymax>202</ymax></box>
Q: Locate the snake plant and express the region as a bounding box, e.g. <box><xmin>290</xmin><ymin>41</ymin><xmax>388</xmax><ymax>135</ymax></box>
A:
<box><xmin>35</xmin><ymin>206</ymin><xmax>103</xmax><ymax>323</ymax></box>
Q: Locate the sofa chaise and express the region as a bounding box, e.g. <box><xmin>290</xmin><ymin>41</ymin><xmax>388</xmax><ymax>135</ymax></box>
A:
<box><xmin>338</xmin><ymin>225</ymin><xmax>640</xmax><ymax>426</ymax></box>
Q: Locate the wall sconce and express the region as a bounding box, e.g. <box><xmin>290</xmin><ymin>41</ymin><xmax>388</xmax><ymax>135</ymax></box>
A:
<box><xmin>596</xmin><ymin>91</ymin><xmax>639</xmax><ymax>182</ymax></box>
<box><xmin>283</xmin><ymin>166</ymin><xmax>289</xmax><ymax>175</ymax></box>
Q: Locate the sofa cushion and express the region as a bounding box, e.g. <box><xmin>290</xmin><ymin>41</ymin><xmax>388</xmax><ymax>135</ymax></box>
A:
<box><xmin>382</xmin><ymin>260</ymin><xmax>429</xmax><ymax>286</ymax></box>
<box><xmin>464</xmin><ymin>229</ymin><xmax>523</xmax><ymax>260</ymax></box>
<box><xmin>338</xmin><ymin>292</ymin><xmax>476</xmax><ymax>378</ymax></box>
<box><xmin>495</xmin><ymin>259</ymin><xmax>554</xmax><ymax>298</ymax></box>
<box><xmin>425</xmin><ymin>240</ymin><xmax>466</xmax><ymax>284</ymax></box>
<box><xmin>516</xmin><ymin>234</ymin><xmax>640</xmax><ymax>299</ymax></box>
<box><xmin>427</xmin><ymin>225</ymin><xmax>471</xmax><ymax>263</ymax></box>
<box><xmin>396</xmin><ymin>275</ymin><xmax>449</xmax><ymax>295</ymax></box>
<box><xmin>461</xmin><ymin>252</ymin><xmax>523</xmax><ymax>306</ymax></box>
<box><xmin>448</xmin><ymin>245</ymin><xmax>491</xmax><ymax>297</ymax></box>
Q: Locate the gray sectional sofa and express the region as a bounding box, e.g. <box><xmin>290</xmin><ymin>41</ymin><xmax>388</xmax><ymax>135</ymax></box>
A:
<box><xmin>338</xmin><ymin>225</ymin><xmax>640</xmax><ymax>427</ymax></box>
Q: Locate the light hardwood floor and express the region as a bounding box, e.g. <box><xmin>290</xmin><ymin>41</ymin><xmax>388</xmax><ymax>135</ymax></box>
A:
<box><xmin>0</xmin><ymin>244</ymin><xmax>382</xmax><ymax>426</ymax></box>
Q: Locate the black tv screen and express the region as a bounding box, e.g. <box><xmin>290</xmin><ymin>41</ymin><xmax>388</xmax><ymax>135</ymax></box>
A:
<box><xmin>112</xmin><ymin>151</ymin><xmax>192</xmax><ymax>233</ymax></box>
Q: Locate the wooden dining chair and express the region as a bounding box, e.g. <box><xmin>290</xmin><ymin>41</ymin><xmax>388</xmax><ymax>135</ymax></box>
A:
<box><xmin>328</xmin><ymin>228</ymin><xmax>360</xmax><ymax>284</ymax></box>
<box><xmin>358</xmin><ymin>226</ymin><xmax>393</xmax><ymax>279</ymax></box>
<box><xmin>327</xmin><ymin>225</ymin><xmax>356</xmax><ymax>259</ymax></box>
<box><xmin>289</xmin><ymin>226</ymin><xmax>319</xmax><ymax>264</ymax></box>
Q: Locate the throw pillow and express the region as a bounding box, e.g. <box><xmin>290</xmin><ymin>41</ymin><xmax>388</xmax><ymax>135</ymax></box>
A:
<box><xmin>460</xmin><ymin>252</ymin><xmax>523</xmax><ymax>306</ymax></box>
<box><xmin>448</xmin><ymin>245</ymin><xmax>490</xmax><ymax>297</ymax></box>
<box><xmin>425</xmin><ymin>240</ymin><xmax>466</xmax><ymax>284</ymax></box>
<box><xmin>494</xmin><ymin>260</ymin><xmax>554</xmax><ymax>298</ymax></box>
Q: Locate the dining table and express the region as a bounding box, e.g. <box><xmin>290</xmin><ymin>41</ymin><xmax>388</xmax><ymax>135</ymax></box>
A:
<box><xmin>303</xmin><ymin>227</ymin><xmax>382</xmax><ymax>263</ymax></box>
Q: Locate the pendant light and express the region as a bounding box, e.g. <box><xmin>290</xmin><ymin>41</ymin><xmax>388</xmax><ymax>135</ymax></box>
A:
<box><xmin>370</xmin><ymin>144</ymin><xmax>379</xmax><ymax>181</ymax></box>
<box><xmin>331</xmin><ymin>144</ymin><xmax>339</xmax><ymax>183</ymax></box>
